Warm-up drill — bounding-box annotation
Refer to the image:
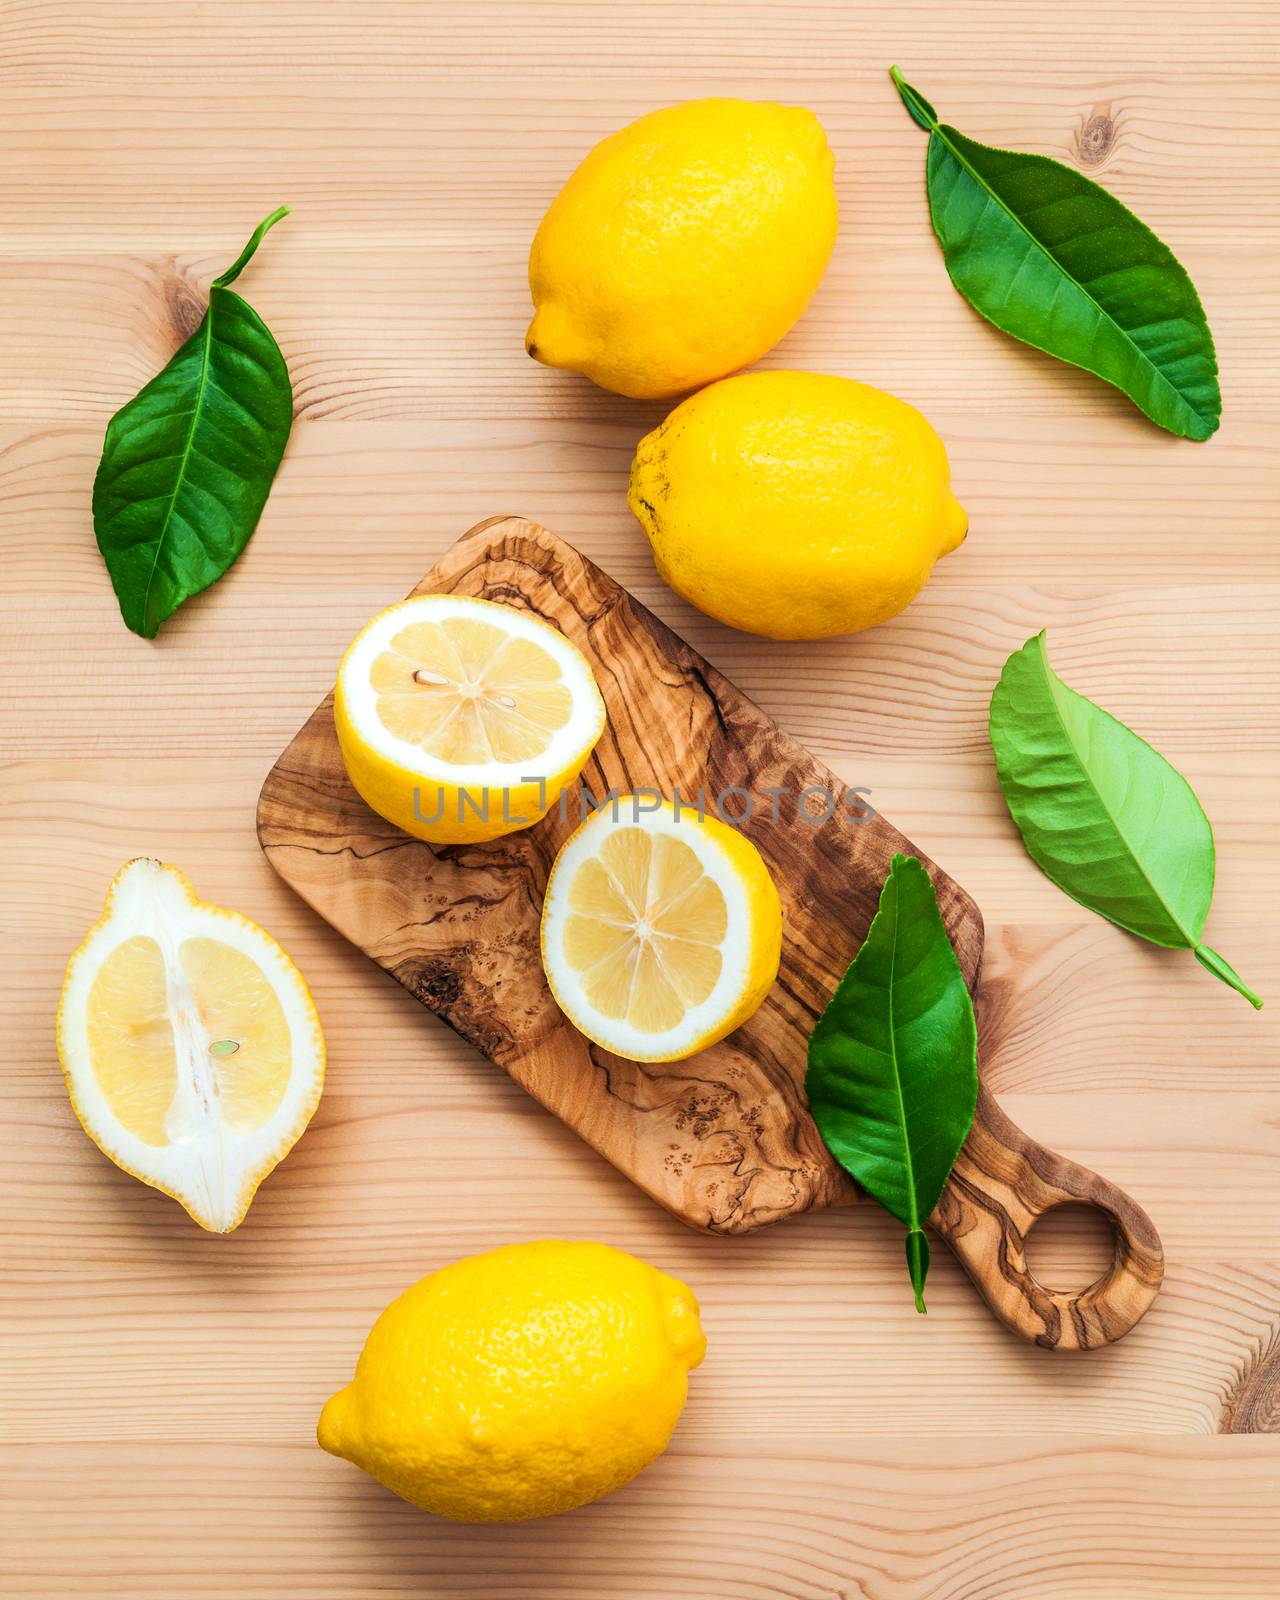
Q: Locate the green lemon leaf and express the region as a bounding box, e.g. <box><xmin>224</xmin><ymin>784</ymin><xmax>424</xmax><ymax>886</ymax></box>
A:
<box><xmin>93</xmin><ymin>207</ymin><xmax>293</xmax><ymax>638</ymax></box>
<box><xmin>990</xmin><ymin>632</ymin><xmax>1261</xmax><ymax>1008</ymax></box>
<box><xmin>806</xmin><ymin>854</ymin><xmax>979</xmax><ymax>1314</ymax></box>
<box><xmin>890</xmin><ymin>68</ymin><xmax>1220</xmax><ymax>441</ymax></box>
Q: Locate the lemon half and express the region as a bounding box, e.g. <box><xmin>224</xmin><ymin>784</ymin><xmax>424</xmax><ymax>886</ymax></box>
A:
<box><xmin>540</xmin><ymin>797</ymin><xmax>781</xmax><ymax>1062</ymax></box>
<box><xmin>56</xmin><ymin>860</ymin><xmax>324</xmax><ymax>1232</ymax></box>
<box><xmin>336</xmin><ymin>594</ymin><xmax>606</xmax><ymax>845</ymax></box>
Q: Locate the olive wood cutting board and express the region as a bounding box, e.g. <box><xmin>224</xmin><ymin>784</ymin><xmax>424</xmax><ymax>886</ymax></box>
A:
<box><xmin>258</xmin><ymin>516</ymin><xmax>1164</xmax><ymax>1348</ymax></box>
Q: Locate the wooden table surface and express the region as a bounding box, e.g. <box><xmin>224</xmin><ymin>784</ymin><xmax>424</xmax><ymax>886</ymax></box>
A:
<box><xmin>3</xmin><ymin>3</ymin><xmax>1278</xmax><ymax>1595</ymax></box>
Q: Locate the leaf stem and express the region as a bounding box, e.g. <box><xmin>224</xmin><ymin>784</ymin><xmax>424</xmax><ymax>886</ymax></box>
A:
<box><xmin>888</xmin><ymin>65</ymin><xmax>939</xmax><ymax>132</ymax></box>
<box><xmin>906</xmin><ymin>1229</ymin><xmax>930</xmax><ymax>1315</ymax></box>
<box><xmin>1195</xmin><ymin>945</ymin><xmax>1264</xmax><ymax>1009</ymax></box>
<box><xmin>213</xmin><ymin>205</ymin><xmax>291</xmax><ymax>289</ymax></box>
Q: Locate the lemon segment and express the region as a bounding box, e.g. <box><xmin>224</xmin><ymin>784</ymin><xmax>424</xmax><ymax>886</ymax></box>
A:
<box><xmin>57</xmin><ymin>859</ymin><xmax>325</xmax><ymax>1232</ymax></box>
<box><xmin>318</xmin><ymin>1240</ymin><xmax>706</xmax><ymax>1522</ymax></box>
<box><xmin>629</xmin><ymin>369</ymin><xmax>968</xmax><ymax>639</ymax></box>
<box><xmin>336</xmin><ymin>594</ymin><xmax>606</xmax><ymax>845</ymax></box>
<box><xmin>527</xmin><ymin>98</ymin><xmax>837</xmax><ymax>399</ymax></box>
<box><xmin>178</xmin><ymin>937</ymin><xmax>293</xmax><ymax>1135</ymax></box>
<box><xmin>85</xmin><ymin>935</ymin><xmax>177</xmax><ymax>1146</ymax></box>
<box><xmin>541</xmin><ymin>797</ymin><xmax>781</xmax><ymax>1062</ymax></box>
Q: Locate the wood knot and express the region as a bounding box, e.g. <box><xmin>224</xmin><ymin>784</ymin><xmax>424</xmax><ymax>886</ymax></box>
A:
<box><xmin>1220</xmin><ymin>1325</ymin><xmax>1280</xmax><ymax>1433</ymax></box>
<box><xmin>1075</xmin><ymin>105</ymin><xmax>1116</xmax><ymax>167</ymax></box>
<box><xmin>404</xmin><ymin>959</ymin><xmax>463</xmax><ymax>1012</ymax></box>
<box><xmin>162</xmin><ymin>266</ymin><xmax>206</xmax><ymax>343</ymax></box>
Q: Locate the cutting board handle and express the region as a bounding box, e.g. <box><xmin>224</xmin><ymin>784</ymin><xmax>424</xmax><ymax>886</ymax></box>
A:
<box><xmin>929</xmin><ymin>1086</ymin><xmax>1164</xmax><ymax>1349</ymax></box>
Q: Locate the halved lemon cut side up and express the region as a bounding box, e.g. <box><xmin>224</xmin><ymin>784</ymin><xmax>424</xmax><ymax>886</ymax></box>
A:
<box><xmin>57</xmin><ymin>860</ymin><xmax>325</xmax><ymax>1232</ymax></box>
<box><xmin>541</xmin><ymin>797</ymin><xmax>782</xmax><ymax>1062</ymax></box>
<box><xmin>335</xmin><ymin>594</ymin><xmax>606</xmax><ymax>845</ymax></box>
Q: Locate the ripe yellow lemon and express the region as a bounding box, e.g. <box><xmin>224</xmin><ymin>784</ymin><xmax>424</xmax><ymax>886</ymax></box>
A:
<box><xmin>527</xmin><ymin>98</ymin><xmax>837</xmax><ymax>399</ymax></box>
<box><xmin>540</xmin><ymin>796</ymin><xmax>781</xmax><ymax>1062</ymax></box>
<box><xmin>56</xmin><ymin>859</ymin><xmax>324</xmax><ymax>1232</ymax></box>
<box><xmin>629</xmin><ymin>370</ymin><xmax>968</xmax><ymax>639</ymax></box>
<box><xmin>318</xmin><ymin>1240</ymin><xmax>707</xmax><ymax>1522</ymax></box>
<box><xmin>335</xmin><ymin>594</ymin><xmax>606</xmax><ymax>845</ymax></box>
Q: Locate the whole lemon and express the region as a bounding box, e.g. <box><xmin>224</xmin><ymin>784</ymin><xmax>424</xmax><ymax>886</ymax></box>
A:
<box><xmin>317</xmin><ymin>1241</ymin><xmax>707</xmax><ymax>1522</ymax></box>
<box><xmin>629</xmin><ymin>370</ymin><xmax>968</xmax><ymax>639</ymax></box>
<box><xmin>526</xmin><ymin>99</ymin><xmax>837</xmax><ymax>399</ymax></box>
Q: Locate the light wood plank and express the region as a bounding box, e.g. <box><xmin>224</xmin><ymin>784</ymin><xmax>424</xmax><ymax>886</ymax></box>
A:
<box><xmin>3</xmin><ymin>0</ymin><xmax>1279</xmax><ymax>1591</ymax></box>
<box><xmin>5</xmin><ymin>1440</ymin><xmax>1280</xmax><ymax>1599</ymax></box>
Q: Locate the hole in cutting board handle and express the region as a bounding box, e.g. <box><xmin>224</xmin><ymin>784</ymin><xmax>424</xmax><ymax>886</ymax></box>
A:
<box><xmin>931</xmin><ymin>1086</ymin><xmax>1164</xmax><ymax>1345</ymax></box>
<box><xmin>1024</xmin><ymin>1201</ymin><xmax>1118</xmax><ymax>1294</ymax></box>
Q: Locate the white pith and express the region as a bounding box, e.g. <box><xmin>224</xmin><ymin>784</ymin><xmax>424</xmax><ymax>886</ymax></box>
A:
<box><xmin>541</xmin><ymin>801</ymin><xmax>755</xmax><ymax>1061</ymax></box>
<box><xmin>58</xmin><ymin>860</ymin><xmax>323</xmax><ymax>1232</ymax></box>
<box><xmin>339</xmin><ymin>594</ymin><xmax>605</xmax><ymax>785</ymax></box>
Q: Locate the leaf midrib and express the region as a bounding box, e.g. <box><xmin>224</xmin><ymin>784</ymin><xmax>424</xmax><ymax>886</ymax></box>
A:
<box><xmin>928</xmin><ymin>121</ymin><xmax>1214</xmax><ymax>432</ymax></box>
<box><xmin>884</xmin><ymin>875</ymin><xmax>920</xmax><ymax>1231</ymax></box>
<box><xmin>137</xmin><ymin>293</ymin><xmax>219</xmax><ymax>634</ymax></box>
<box><xmin>1032</xmin><ymin>641</ymin><xmax>1198</xmax><ymax>949</ymax></box>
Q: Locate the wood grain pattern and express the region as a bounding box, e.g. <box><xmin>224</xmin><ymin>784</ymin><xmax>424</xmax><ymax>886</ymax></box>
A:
<box><xmin>6</xmin><ymin>1439</ymin><xmax>1280</xmax><ymax>1600</ymax></box>
<box><xmin>2</xmin><ymin>0</ymin><xmax>1278</xmax><ymax>1593</ymax></box>
<box><xmin>260</xmin><ymin>516</ymin><xmax>1164</xmax><ymax>1346</ymax></box>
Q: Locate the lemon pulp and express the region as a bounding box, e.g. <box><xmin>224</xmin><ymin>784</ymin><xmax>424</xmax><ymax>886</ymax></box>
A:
<box><xmin>541</xmin><ymin>798</ymin><xmax>782</xmax><ymax>1062</ymax></box>
<box><xmin>371</xmin><ymin>616</ymin><xmax>575</xmax><ymax>764</ymax></box>
<box><xmin>564</xmin><ymin>828</ymin><xmax>727</xmax><ymax>1034</ymax></box>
